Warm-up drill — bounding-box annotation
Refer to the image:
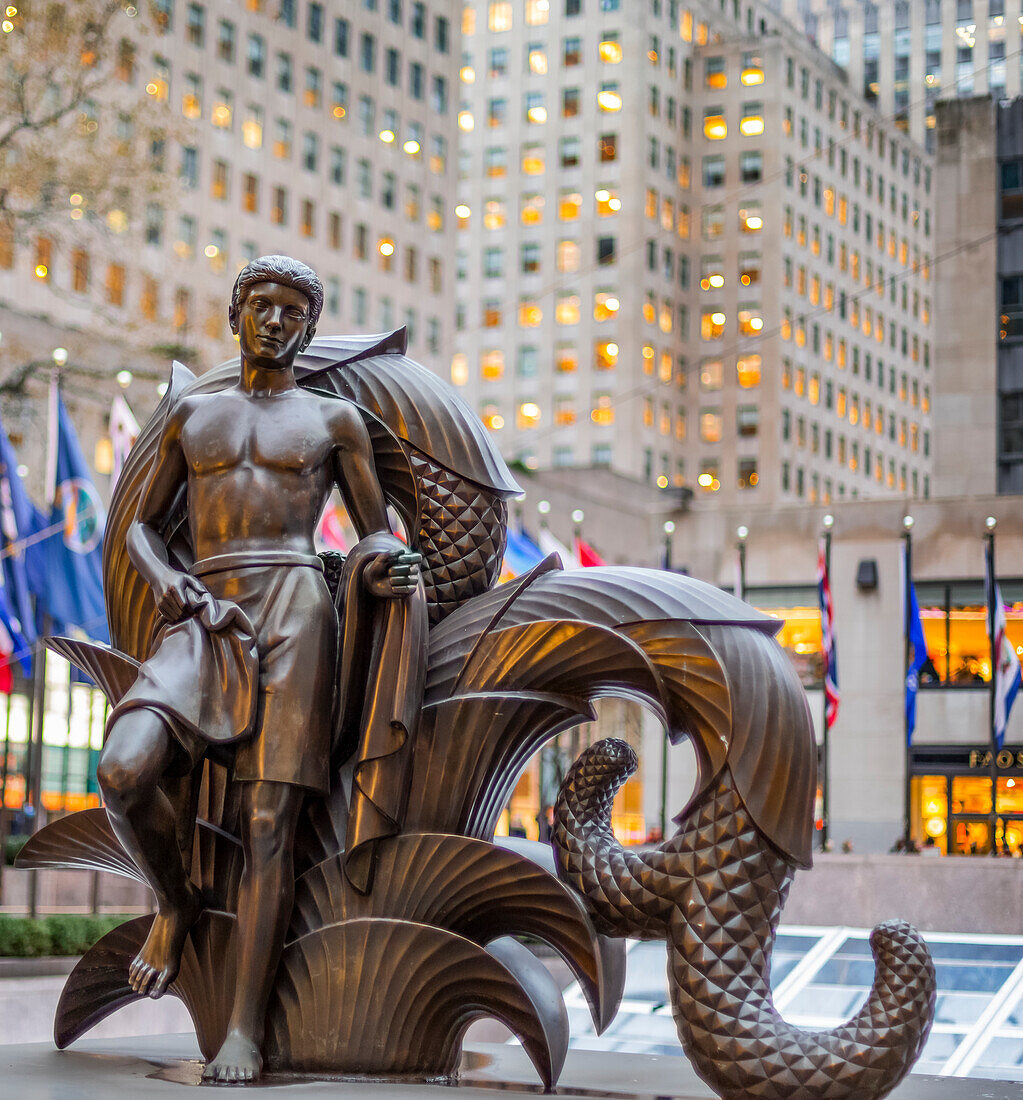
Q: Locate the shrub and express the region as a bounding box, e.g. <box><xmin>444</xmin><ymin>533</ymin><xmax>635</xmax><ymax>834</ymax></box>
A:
<box><xmin>0</xmin><ymin>914</ymin><xmax>131</xmax><ymax>957</ymax></box>
<box><xmin>4</xmin><ymin>834</ymin><xmax>29</xmax><ymax>866</ymax></box>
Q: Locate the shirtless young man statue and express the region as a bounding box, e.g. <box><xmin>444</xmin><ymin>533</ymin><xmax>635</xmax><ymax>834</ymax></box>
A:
<box><xmin>96</xmin><ymin>255</ymin><xmax>420</xmax><ymax>1083</ymax></box>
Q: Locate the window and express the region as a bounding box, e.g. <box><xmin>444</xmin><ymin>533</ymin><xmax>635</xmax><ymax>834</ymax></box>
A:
<box><xmin>217</xmin><ymin>19</ymin><xmax>236</xmax><ymax>62</ymax></box>
<box><xmin>740</xmin><ymin>151</ymin><xmax>762</xmax><ymax>184</ymax></box>
<box><xmin>277</xmin><ymin>53</ymin><xmax>293</xmax><ymax>93</ymax></box>
<box><xmin>247</xmin><ymin>34</ymin><xmax>265</xmax><ymax>77</ymax></box>
<box><xmin>334</xmin><ymin>17</ymin><xmax>350</xmax><ymax>56</ymax></box>
<box><xmin>307</xmin><ymin>1</ymin><xmax>323</xmax><ymax>42</ymax></box>
<box><xmin>558</xmin><ymin>189</ymin><xmax>581</xmax><ymax>220</ymax></box>
<box><xmin>186</xmin><ymin>3</ymin><xmax>205</xmax><ymax>46</ymax></box>
<box><xmin>599</xmin><ymin>133</ymin><xmax>618</xmax><ymax>162</ymax></box>
<box><xmin>737</xmin><ymin>404</ymin><xmax>759</xmax><ymax>437</ymax></box>
<box><xmin>361</xmin><ymin>33</ymin><xmax>376</xmax><ymax>73</ymax></box>
<box><xmin>521</xmin><ymin>193</ymin><xmax>544</xmax><ymax>224</ymax></box>
<box><xmin>564</xmin><ymin>36</ymin><xmax>581</xmax><ymax>65</ymax></box>
<box><xmin>705</xmin><ymin>56</ymin><xmax>726</xmax><ymax>89</ymax></box>
<box><xmin>560</xmin><ymin>135</ymin><xmax>580</xmax><ymax>168</ymax></box>
<box><xmin>562</xmin><ymin>87</ymin><xmax>580</xmax><ymax>118</ymax></box>
<box><xmin>704</xmin><ymin>108</ymin><xmax>726</xmax><ymax>139</ymax></box>
<box><xmin>520</xmin><ymin>241</ymin><xmax>540</xmax><ymax>273</ymax></box>
<box><xmin>703</xmin><ymin>155</ymin><xmax>725</xmax><ymax>188</ymax></box>
<box><xmin>557</xmin><ymin>239</ymin><xmax>580</xmax><ymax>271</ymax></box>
<box><xmin>700</xmin><ymin>409</ymin><xmax>723</xmax><ymax>443</ymax></box>
<box><xmin>271</xmin><ymin>187</ymin><xmax>288</xmax><ymax>226</ymax></box>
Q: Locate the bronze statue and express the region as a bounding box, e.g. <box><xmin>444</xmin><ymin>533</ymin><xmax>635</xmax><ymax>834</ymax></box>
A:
<box><xmin>18</xmin><ymin>256</ymin><xmax>937</xmax><ymax>1097</ymax></box>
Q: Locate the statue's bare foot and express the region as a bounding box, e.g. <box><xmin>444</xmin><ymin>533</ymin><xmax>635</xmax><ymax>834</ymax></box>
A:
<box><xmin>202</xmin><ymin>1030</ymin><xmax>263</xmax><ymax>1084</ymax></box>
<box><xmin>128</xmin><ymin>883</ymin><xmax>202</xmax><ymax>999</ymax></box>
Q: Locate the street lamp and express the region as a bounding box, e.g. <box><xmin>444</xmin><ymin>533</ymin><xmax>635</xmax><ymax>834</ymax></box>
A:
<box><xmin>735</xmin><ymin>525</ymin><xmax>748</xmax><ymax>602</ymax></box>
<box><xmin>51</xmin><ymin>347</ymin><xmax>68</xmax><ymax>367</ymax></box>
<box><xmin>662</xmin><ymin>520</ymin><xmax>675</xmax><ymax>571</ymax></box>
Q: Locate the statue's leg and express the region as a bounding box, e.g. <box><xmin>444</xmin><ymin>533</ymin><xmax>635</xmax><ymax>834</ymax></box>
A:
<box><xmin>97</xmin><ymin>709</ymin><xmax>202</xmax><ymax>999</ymax></box>
<box><xmin>203</xmin><ymin>779</ymin><xmax>303</xmax><ymax>1084</ymax></box>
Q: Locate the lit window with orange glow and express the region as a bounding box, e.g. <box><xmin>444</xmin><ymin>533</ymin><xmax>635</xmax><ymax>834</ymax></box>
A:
<box><xmin>554</xmin><ymin>397</ymin><xmax>575</xmax><ymax>425</ymax></box>
<box><xmin>591</xmin><ymin>393</ymin><xmax>614</xmax><ymax>425</ymax></box>
<box><xmin>458</xmin><ymin>110</ymin><xmax>474</xmax><ymax>132</ymax></box>
<box><xmin>527</xmin><ymin>47</ymin><xmax>547</xmax><ymax>74</ymax></box>
<box><xmin>645</xmin><ymin>188</ymin><xmax>658</xmax><ymax>220</ymax></box>
<box><xmin>595</xmin><ymin>340</ymin><xmax>619</xmax><ymax>370</ymax></box>
<box><xmin>481</xmin><ymin>349</ymin><xmax>504</xmax><ymax>380</ymax></box>
<box><xmin>521</xmin><ymin>193</ymin><xmax>544</xmax><ymax>225</ymax></box>
<box><xmin>598</xmin><ymin>83</ymin><xmax>622</xmax><ymax>112</ymax></box>
<box><xmin>462</xmin><ymin>6</ymin><xmax>475</xmax><ymax>34</ymax></box>
<box><xmin>808</xmin><ymin>374</ymin><xmax>820</xmax><ymax>406</ymax></box>
<box><xmin>737</xmin><ymin>354</ymin><xmax>761</xmax><ymax>388</ymax></box>
<box><xmin>558</xmin><ymin>190</ymin><xmax>581</xmax><ymax>220</ymax></box>
<box><xmin>212</xmin><ymin>95</ymin><xmax>232</xmax><ymax>129</ymax></box>
<box><xmin>739</xmin><ymin>205</ymin><xmax>762</xmax><ymax>232</ymax></box>
<box><xmin>703</xmin><ymin>111</ymin><xmax>727</xmax><ymax>140</ymax></box>
<box><xmin>517</xmin><ymin>401</ymin><xmax>541</xmax><ymax>429</ymax></box>
<box><xmin>521</xmin><ymin>144</ymin><xmax>544</xmax><ymax>175</ymax></box>
<box><xmin>518</xmin><ymin>299</ymin><xmax>542</xmax><ymax>327</ymax></box>
<box><xmin>450</xmin><ymin>353</ymin><xmax>468</xmax><ymax>386</ymax></box>
<box><xmin>659</xmin><ymin>352</ymin><xmax>672</xmax><ymax>384</ymax></box>
<box><xmin>739</xmin><ymin>102</ymin><xmax>763</xmax><ymax>136</ymax></box>
<box><xmin>705</xmin><ymin>57</ymin><xmax>726</xmax><ymax>89</ymax></box>
<box><xmin>488</xmin><ymin>2</ymin><xmax>512</xmax><ymax>32</ymax></box>
<box><xmin>795</xmin><ymin>368</ymin><xmax>806</xmax><ymax>397</ymax></box>
<box><xmin>556</xmin><ymin>239</ymin><xmax>580</xmax><ymax>272</ymax></box>
<box><xmin>737</xmin><ymin>309</ymin><xmax>763</xmax><ymax>336</ymax></box>
<box><xmin>643</xmin><ymin>295</ymin><xmax>656</xmax><ymax>325</ymax></box>
<box><xmin>741</xmin><ymin>52</ymin><xmax>764</xmax><ymax>86</ymax></box>
<box><xmin>460</xmin><ymin>66</ymin><xmax>475</xmax><ymax>84</ymax></box>
<box><xmin>481</xmin><ymin>404</ymin><xmax>504</xmax><ymax>430</ymax></box>
<box><xmin>675</xmin><ymin>410</ymin><xmax>686</xmax><ymax>441</ymax></box>
<box><xmin>659</xmin><ymin>302</ymin><xmax>673</xmax><ymax>333</ymax></box>
<box><xmin>556</xmin><ymin>293</ymin><xmax>580</xmax><ymax>325</ymax></box>
<box><xmin>642</xmin><ymin>344</ymin><xmax>655</xmax><ymax>374</ymax></box>
<box><xmin>701</xmin><ymin>310</ymin><xmax>725</xmax><ymax>340</ymax></box>
<box><xmin>598</xmin><ymin>35</ymin><xmax>622</xmax><ymax>64</ymax></box>
<box><xmin>700</xmin><ymin>359</ymin><xmax>723</xmax><ymax>391</ymax></box>
<box><xmin>643</xmin><ymin>397</ymin><xmax>654</xmax><ymax>427</ymax></box>
<box><xmin>556</xmin><ymin>344</ymin><xmax>578</xmax><ymax>373</ymax></box>
<box><xmin>698</xmin><ymin>463</ymin><xmax>720</xmax><ymax>491</ymax></box>
<box><xmin>595</xmin><ymin>188</ymin><xmax>621</xmax><ymax>216</ymax></box>
<box><xmin>525</xmin><ymin>0</ymin><xmax>549</xmax><ymax>25</ymax></box>
<box><xmin>483</xmin><ymin>199</ymin><xmax>506</xmax><ymax>229</ymax></box>
<box><xmin>593</xmin><ymin>292</ymin><xmax>620</xmax><ymax>322</ymax></box>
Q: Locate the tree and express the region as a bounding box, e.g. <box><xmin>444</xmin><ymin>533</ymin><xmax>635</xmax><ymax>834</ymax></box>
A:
<box><xmin>0</xmin><ymin>0</ymin><xmax>177</xmax><ymax>245</ymax></box>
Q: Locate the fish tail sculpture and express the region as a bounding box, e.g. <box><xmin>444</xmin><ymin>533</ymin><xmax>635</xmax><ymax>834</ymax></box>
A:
<box><xmin>554</xmin><ymin>738</ymin><xmax>937</xmax><ymax>1100</ymax></box>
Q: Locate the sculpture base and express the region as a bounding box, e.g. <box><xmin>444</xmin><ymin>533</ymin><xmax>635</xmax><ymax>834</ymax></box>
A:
<box><xmin>3</xmin><ymin>1035</ymin><xmax>1023</xmax><ymax>1099</ymax></box>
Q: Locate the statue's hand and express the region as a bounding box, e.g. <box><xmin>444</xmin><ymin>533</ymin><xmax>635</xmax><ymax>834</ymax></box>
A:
<box><xmin>153</xmin><ymin>571</ymin><xmax>208</xmax><ymax>623</ymax></box>
<box><xmin>365</xmin><ymin>549</ymin><xmax>422</xmax><ymax>600</ymax></box>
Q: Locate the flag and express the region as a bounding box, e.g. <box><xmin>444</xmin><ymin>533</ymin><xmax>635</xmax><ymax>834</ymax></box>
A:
<box><xmin>0</xmin><ymin>416</ymin><xmax>47</xmax><ymax>661</ymax></box>
<box><xmin>502</xmin><ymin>526</ymin><xmax>545</xmax><ymax>579</ymax></box>
<box><xmin>903</xmin><ymin>542</ymin><xmax>929</xmax><ymax>744</ymax></box>
<box><xmin>316</xmin><ymin>501</ymin><xmax>350</xmax><ymax>552</ymax></box>
<box><xmin>817</xmin><ymin>538</ymin><xmax>839</xmax><ymax>730</ymax></box>
<box><xmin>109</xmin><ymin>395</ymin><xmax>140</xmax><ymax>488</ymax></box>
<box><xmin>575</xmin><ymin>536</ymin><xmax>605</xmax><ymax>567</ymax></box>
<box><xmin>0</xmin><ymin>573</ymin><xmax>30</xmax><ymax>690</ymax></box>
<box><xmin>538</xmin><ymin>525</ymin><xmax>581</xmax><ymax>569</ymax></box>
<box><xmin>39</xmin><ymin>395</ymin><xmax>109</xmax><ymax>642</ymax></box>
<box><xmin>986</xmin><ymin>540</ymin><xmax>1022</xmax><ymax>750</ymax></box>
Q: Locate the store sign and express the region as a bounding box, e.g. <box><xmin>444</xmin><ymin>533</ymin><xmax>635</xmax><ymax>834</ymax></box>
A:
<box><xmin>911</xmin><ymin>745</ymin><xmax>1023</xmax><ymax>773</ymax></box>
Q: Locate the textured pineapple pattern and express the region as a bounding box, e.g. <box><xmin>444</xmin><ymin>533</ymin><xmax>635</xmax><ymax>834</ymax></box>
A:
<box><xmin>408</xmin><ymin>452</ymin><xmax>507</xmax><ymax>625</ymax></box>
<box><xmin>554</xmin><ymin>739</ymin><xmax>937</xmax><ymax>1100</ymax></box>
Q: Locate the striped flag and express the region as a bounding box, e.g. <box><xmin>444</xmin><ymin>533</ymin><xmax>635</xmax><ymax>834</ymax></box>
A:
<box><xmin>817</xmin><ymin>537</ymin><xmax>839</xmax><ymax>730</ymax></box>
<box><xmin>986</xmin><ymin>539</ymin><xmax>1022</xmax><ymax>750</ymax></box>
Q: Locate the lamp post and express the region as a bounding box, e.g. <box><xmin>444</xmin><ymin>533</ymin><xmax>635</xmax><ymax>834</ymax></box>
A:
<box><xmin>663</xmin><ymin>520</ymin><xmax>675</xmax><ymax>571</ymax></box>
<box><xmin>902</xmin><ymin>514</ymin><xmax>914</xmax><ymax>851</ymax></box>
<box><xmin>986</xmin><ymin>515</ymin><xmax>999</xmax><ymax>856</ymax></box>
<box><xmin>820</xmin><ymin>513</ymin><xmax>834</xmax><ymax>851</ymax></box>
<box><xmin>735</xmin><ymin>525</ymin><xmax>748</xmax><ymax>602</ymax></box>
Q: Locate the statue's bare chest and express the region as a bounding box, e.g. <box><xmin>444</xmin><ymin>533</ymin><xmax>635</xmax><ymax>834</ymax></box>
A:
<box><xmin>181</xmin><ymin>396</ymin><xmax>329</xmax><ymax>477</ymax></box>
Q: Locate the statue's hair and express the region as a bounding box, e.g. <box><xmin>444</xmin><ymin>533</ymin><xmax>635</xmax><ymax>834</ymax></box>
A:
<box><xmin>229</xmin><ymin>254</ymin><xmax>323</xmax><ymax>350</ymax></box>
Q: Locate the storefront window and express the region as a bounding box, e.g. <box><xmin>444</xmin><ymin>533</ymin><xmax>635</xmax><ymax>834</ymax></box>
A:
<box><xmin>911</xmin><ymin>767</ymin><xmax>1023</xmax><ymax>855</ymax></box>
<box><xmin>747</xmin><ymin>586</ymin><xmax>822</xmax><ymax>686</ymax></box>
<box><xmin>916</xmin><ymin>581</ymin><xmax>1023</xmax><ymax>686</ymax></box>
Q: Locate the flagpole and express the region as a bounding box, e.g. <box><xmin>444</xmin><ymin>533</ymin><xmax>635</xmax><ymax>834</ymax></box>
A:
<box><xmin>660</xmin><ymin>521</ymin><xmax>675</xmax><ymax>838</ymax></box>
<box><xmin>735</xmin><ymin>525</ymin><xmax>748</xmax><ymax>602</ymax></box>
<box><xmin>986</xmin><ymin>517</ymin><xmax>999</xmax><ymax>856</ymax></box>
<box><xmin>821</xmin><ymin>515</ymin><xmax>834</xmax><ymax>852</ymax></box>
<box><xmin>902</xmin><ymin>516</ymin><xmax>914</xmax><ymax>851</ymax></box>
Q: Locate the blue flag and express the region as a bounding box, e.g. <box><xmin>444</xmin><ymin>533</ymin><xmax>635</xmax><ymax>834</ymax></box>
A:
<box><xmin>904</xmin><ymin>551</ymin><xmax>930</xmax><ymax>745</ymax></box>
<box><xmin>503</xmin><ymin>526</ymin><xmax>546</xmax><ymax>577</ymax></box>
<box><xmin>39</xmin><ymin>398</ymin><xmax>109</xmax><ymax>642</ymax></box>
<box><xmin>0</xmin><ymin>416</ymin><xmax>47</xmax><ymax>663</ymax></box>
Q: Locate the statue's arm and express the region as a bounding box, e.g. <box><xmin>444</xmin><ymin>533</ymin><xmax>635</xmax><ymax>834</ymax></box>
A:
<box><xmin>331</xmin><ymin>405</ymin><xmax>421</xmax><ymax>599</ymax></box>
<box><xmin>127</xmin><ymin>399</ymin><xmax>205</xmax><ymax>622</ymax></box>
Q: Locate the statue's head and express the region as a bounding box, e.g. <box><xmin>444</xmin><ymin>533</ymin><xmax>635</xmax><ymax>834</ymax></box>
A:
<box><xmin>229</xmin><ymin>254</ymin><xmax>324</xmax><ymax>353</ymax></box>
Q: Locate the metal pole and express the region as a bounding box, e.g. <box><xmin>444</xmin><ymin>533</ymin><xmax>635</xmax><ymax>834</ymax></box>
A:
<box><xmin>987</xmin><ymin>529</ymin><xmax>999</xmax><ymax>856</ymax></box>
<box><xmin>660</xmin><ymin>525</ymin><xmax>673</xmax><ymax>837</ymax></box>
<box><xmin>821</xmin><ymin>528</ymin><xmax>832</xmax><ymax>852</ymax></box>
<box><xmin>26</xmin><ymin>619</ymin><xmax>48</xmax><ymax>919</ymax></box>
<box><xmin>903</xmin><ymin>528</ymin><xmax>913</xmax><ymax>851</ymax></box>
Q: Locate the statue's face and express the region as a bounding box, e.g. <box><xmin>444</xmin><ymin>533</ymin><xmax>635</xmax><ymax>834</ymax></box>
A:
<box><xmin>236</xmin><ymin>281</ymin><xmax>311</xmax><ymax>370</ymax></box>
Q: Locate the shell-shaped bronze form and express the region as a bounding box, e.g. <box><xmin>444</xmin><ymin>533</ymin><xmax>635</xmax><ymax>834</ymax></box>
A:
<box><xmin>54</xmin><ymin>910</ymin><xmax>236</xmax><ymax>1060</ymax></box>
<box><xmin>44</xmin><ymin>638</ymin><xmax>140</xmax><ymax>706</ymax></box>
<box><xmin>16</xmin><ymin>807</ymin><xmax>141</xmax><ymax>881</ymax></box>
<box><xmin>263</xmin><ymin>918</ymin><xmax>566</xmax><ymax>1086</ymax></box>
<box><xmin>288</xmin><ymin>832</ymin><xmax>623</xmax><ymax>1034</ymax></box>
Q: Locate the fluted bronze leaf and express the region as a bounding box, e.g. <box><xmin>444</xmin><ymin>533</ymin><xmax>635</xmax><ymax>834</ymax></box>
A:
<box><xmin>44</xmin><ymin>638</ymin><xmax>140</xmax><ymax>706</ymax></box>
<box><xmin>15</xmin><ymin>807</ymin><xmax>142</xmax><ymax>881</ymax></box>
<box><xmin>55</xmin><ymin>911</ymin><xmax>236</xmax><ymax>1059</ymax></box>
<box><xmin>288</xmin><ymin>832</ymin><xmax>616</xmax><ymax>1033</ymax></box>
<box><xmin>264</xmin><ymin>918</ymin><xmax>563</xmax><ymax>1086</ymax></box>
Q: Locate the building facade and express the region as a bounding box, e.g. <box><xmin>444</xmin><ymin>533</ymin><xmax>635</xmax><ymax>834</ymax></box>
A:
<box><xmin>776</xmin><ymin>0</ymin><xmax>1022</xmax><ymax>152</ymax></box>
<box><xmin>452</xmin><ymin>0</ymin><xmax>935</xmax><ymax>506</ymax></box>
<box><xmin>0</xmin><ymin>0</ymin><xmax>461</xmax><ymax>442</ymax></box>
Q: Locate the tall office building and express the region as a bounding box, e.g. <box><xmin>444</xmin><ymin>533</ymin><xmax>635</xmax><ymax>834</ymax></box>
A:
<box><xmin>775</xmin><ymin>0</ymin><xmax>1021</xmax><ymax>152</ymax></box>
<box><xmin>0</xmin><ymin>0</ymin><xmax>461</xmax><ymax>381</ymax></box>
<box><xmin>453</xmin><ymin>0</ymin><xmax>935</xmax><ymax>505</ymax></box>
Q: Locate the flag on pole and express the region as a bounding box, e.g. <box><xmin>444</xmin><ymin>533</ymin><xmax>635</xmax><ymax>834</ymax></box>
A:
<box><xmin>0</xmin><ymin>417</ymin><xmax>47</xmax><ymax>660</ymax></box>
<box><xmin>538</xmin><ymin>525</ymin><xmax>582</xmax><ymax>569</ymax></box>
<box><xmin>903</xmin><ymin>542</ymin><xmax>930</xmax><ymax>745</ymax></box>
<box><xmin>501</xmin><ymin>527</ymin><xmax>545</xmax><ymax>581</ymax></box>
<box><xmin>817</xmin><ymin>538</ymin><xmax>840</xmax><ymax>730</ymax></box>
<box><xmin>316</xmin><ymin>501</ymin><xmax>350</xmax><ymax>552</ymax></box>
<box><xmin>575</xmin><ymin>536</ymin><xmax>605</xmax><ymax>567</ymax></box>
<box><xmin>39</xmin><ymin>394</ymin><xmax>109</xmax><ymax>642</ymax></box>
<box><xmin>0</xmin><ymin>573</ymin><xmax>30</xmax><ymax>691</ymax></box>
<box><xmin>109</xmin><ymin>395</ymin><xmax>140</xmax><ymax>489</ymax></box>
<box><xmin>986</xmin><ymin>540</ymin><xmax>1022</xmax><ymax>750</ymax></box>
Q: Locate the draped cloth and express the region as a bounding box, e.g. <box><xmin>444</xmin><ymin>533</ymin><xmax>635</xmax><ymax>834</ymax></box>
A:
<box><xmin>333</xmin><ymin>532</ymin><xmax>428</xmax><ymax>894</ymax></box>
